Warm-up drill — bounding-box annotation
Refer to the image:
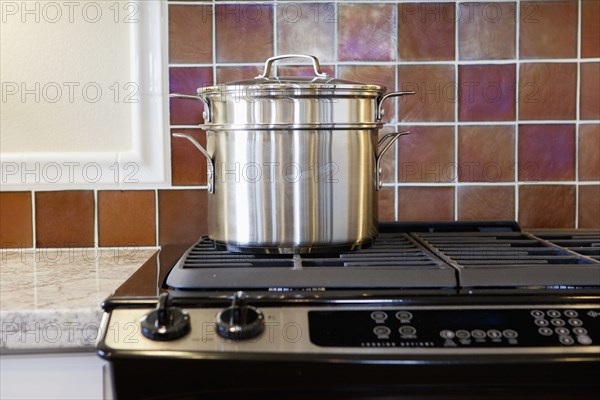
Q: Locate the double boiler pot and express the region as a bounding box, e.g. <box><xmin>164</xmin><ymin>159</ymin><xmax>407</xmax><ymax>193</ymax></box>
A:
<box><xmin>172</xmin><ymin>55</ymin><xmax>413</xmax><ymax>254</ymax></box>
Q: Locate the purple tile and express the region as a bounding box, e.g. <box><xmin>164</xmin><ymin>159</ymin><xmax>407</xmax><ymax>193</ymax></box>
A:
<box><xmin>458</xmin><ymin>64</ymin><xmax>516</xmax><ymax>122</ymax></box>
<box><xmin>398</xmin><ymin>2</ymin><xmax>456</xmax><ymax>61</ymax></box>
<box><xmin>277</xmin><ymin>3</ymin><xmax>335</xmax><ymax>63</ymax></box>
<box><xmin>216</xmin><ymin>5</ymin><xmax>273</xmax><ymax>63</ymax></box>
<box><xmin>518</xmin><ymin>124</ymin><xmax>576</xmax><ymax>181</ymax></box>
<box><xmin>338</xmin><ymin>4</ymin><xmax>396</xmax><ymax>61</ymax></box>
<box><xmin>169</xmin><ymin>67</ymin><xmax>213</xmax><ymax>125</ymax></box>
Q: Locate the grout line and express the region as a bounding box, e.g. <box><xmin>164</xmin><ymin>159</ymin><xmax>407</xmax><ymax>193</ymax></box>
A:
<box><xmin>212</xmin><ymin>1</ymin><xmax>217</xmax><ymax>83</ymax></box>
<box><xmin>575</xmin><ymin>0</ymin><xmax>582</xmax><ymax>228</ymax></box>
<box><xmin>396</xmin><ymin>120</ymin><xmax>600</xmax><ymax>126</ymax></box>
<box><xmin>334</xmin><ymin>2</ymin><xmax>339</xmax><ymax>77</ymax></box>
<box><xmin>93</xmin><ymin>189</ymin><xmax>99</xmax><ymax>247</ymax></box>
<box><xmin>394</xmin><ymin>1</ymin><xmax>398</xmax><ymax>221</ymax></box>
<box><xmin>514</xmin><ymin>0</ymin><xmax>521</xmax><ymax>223</ymax></box>
<box><xmin>30</xmin><ymin>191</ymin><xmax>36</xmax><ymax>251</ymax></box>
<box><xmin>168</xmin><ymin>58</ymin><xmax>600</xmax><ymax>68</ymax></box>
<box><xmin>155</xmin><ymin>189</ymin><xmax>160</xmax><ymax>247</ymax></box>
<box><xmin>454</xmin><ymin>1</ymin><xmax>459</xmax><ymax>221</ymax></box>
<box><xmin>273</xmin><ymin>2</ymin><xmax>278</xmax><ymax>57</ymax></box>
<box><xmin>393</xmin><ymin>181</ymin><xmax>597</xmax><ymax>187</ymax></box>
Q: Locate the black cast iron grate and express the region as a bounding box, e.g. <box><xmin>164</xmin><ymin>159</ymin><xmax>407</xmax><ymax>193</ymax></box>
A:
<box><xmin>168</xmin><ymin>232</ymin><xmax>457</xmax><ymax>290</ymax></box>
<box><xmin>414</xmin><ymin>232</ymin><xmax>600</xmax><ymax>288</ymax></box>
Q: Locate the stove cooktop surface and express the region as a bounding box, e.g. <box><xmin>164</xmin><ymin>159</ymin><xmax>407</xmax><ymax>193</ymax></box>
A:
<box><xmin>163</xmin><ymin>222</ymin><xmax>600</xmax><ymax>295</ymax></box>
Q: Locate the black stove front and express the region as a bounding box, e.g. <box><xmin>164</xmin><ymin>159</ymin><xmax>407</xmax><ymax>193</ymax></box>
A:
<box><xmin>98</xmin><ymin>222</ymin><xmax>600</xmax><ymax>400</ymax></box>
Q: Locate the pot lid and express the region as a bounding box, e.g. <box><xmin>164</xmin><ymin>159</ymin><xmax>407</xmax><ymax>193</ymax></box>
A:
<box><xmin>198</xmin><ymin>54</ymin><xmax>386</xmax><ymax>95</ymax></box>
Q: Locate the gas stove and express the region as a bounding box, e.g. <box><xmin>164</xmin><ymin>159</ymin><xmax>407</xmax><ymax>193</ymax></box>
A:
<box><xmin>97</xmin><ymin>222</ymin><xmax>600</xmax><ymax>399</ymax></box>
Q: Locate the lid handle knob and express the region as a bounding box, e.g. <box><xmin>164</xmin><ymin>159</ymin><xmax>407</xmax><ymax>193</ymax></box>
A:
<box><xmin>256</xmin><ymin>54</ymin><xmax>327</xmax><ymax>79</ymax></box>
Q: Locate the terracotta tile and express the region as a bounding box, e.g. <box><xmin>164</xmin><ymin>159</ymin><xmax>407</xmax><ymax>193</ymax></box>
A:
<box><xmin>579</xmin><ymin>124</ymin><xmax>600</xmax><ymax>181</ymax></box>
<box><xmin>457</xmin><ymin>186</ymin><xmax>515</xmax><ymax>221</ymax></box>
<box><xmin>458</xmin><ymin>125</ymin><xmax>515</xmax><ymax>183</ymax></box>
<box><xmin>378</xmin><ymin>127</ymin><xmax>399</xmax><ymax>184</ymax></box>
<box><xmin>169</xmin><ymin>5</ymin><xmax>212</xmax><ymax>63</ymax></box>
<box><xmin>519</xmin><ymin>63</ymin><xmax>577</xmax><ymax>120</ymax></box>
<box><xmin>216</xmin><ymin>66</ymin><xmax>263</xmax><ymax>84</ymax></box>
<box><xmin>159</xmin><ymin>190</ymin><xmax>208</xmax><ymax>245</ymax></box>
<box><xmin>398</xmin><ymin>2</ymin><xmax>455</xmax><ymax>61</ymax></box>
<box><xmin>277</xmin><ymin>3</ymin><xmax>335</xmax><ymax>63</ymax></box>
<box><xmin>398</xmin><ymin>65</ymin><xmax>456</xmax><ymax>122</ymax></box>
<box><xmin>398</xmin><ymin>187</ymin><xmax>454</xmax><ymax>221</ymax></box>
<box><xmin>519</xmin><ymin>1</ymin><xmax>577</xmax><ymax>59</ymax></box>
<box><xmin>378</xmin><ymin>187</ymin><xmax>395</xmax><ymax>222</ymax></box>
<box><xmin>171</xmin><ymin>129</ymin><xmax>208</xmax><ymax>186</ymax></box>
<box><xmin>398</xmin><ymin>126</ymin><xmax>455</xmax><ymax>183</ymax></box>
<box><xmin>339</xmin><ymin>65</ymin><xmax>397</xmax><ymax>123</ymax></box>
<box><xmin>580</xmin><ymin>63</ymin><xmax>600</xmax><ymax>120</ymax></box>
<box><xmin>0</xmin><ymin>192</ymin><xmax>32</xmax><ymax>248</ymax></box>
<box><xmin>215</xmin><ymin>5</ymin><xmax>273</xmax><ymax>63</ymax></box>
<box><xmin>169</xmin><ymin>67</ymin><xmax>213</xmax><ymax>125</ymax></box>
<box><xmin>35</xmin><ymin>191</ymin><xmax>94</xmax><ymax>247</ymax></box>
<box><xmin>519</xmin><ymin>185</ymin><xmax>575</xmax><ymax>228</ymax></box>
<box><xmin>582</xmin><ymin>0</ymin><xmax>600</xmax><ymax>58</ymax></box>
<box><xmin>518</xmin><ymin>124</ymin><xmax>575</xmax><ymax>181</ymax></box>
<box><xmin>458</xmin><ymin>64</ymin><xmax>516</xmax><ymax>121</ymax></box>
<box><xmin>579</xmin><ymin>185</ymin><xmax>600</xmax><ymax>228</ymax></box>
<box><xmin>98</xmin><ymin>191</ymin><xmax>156</xmax><ymax>247</ymax></box>
<box><xmin>338</xmin><ymin>4</ymin><xmax>395</xmax><ymax>61</ymax></box>
<box><xmin>276</xmin><ymin>65</ymin><xmax>336</xmax><ymax>78</ymax></box>
<box><xmin>458</xmin><ymin>2</ymin><xmax>516</xmax><ymax>60</ymax></box>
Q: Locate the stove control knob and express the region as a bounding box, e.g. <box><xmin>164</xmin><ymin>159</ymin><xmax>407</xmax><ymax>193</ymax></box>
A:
<box><xmin>215</xmin><ymin>291</ymin><xmax>264</xmax><ymax>340</ymax></box>
<box><xmin>141</xmin><ymin>293</ymin><xmax>190</xmax><ymax>341</ymax></box>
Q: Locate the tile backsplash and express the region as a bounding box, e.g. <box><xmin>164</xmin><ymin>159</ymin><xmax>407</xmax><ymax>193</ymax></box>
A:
<box><xmin>1</xmin><ymin>0</ymin><xmax>598</xmax><ymax>248</ymax></box>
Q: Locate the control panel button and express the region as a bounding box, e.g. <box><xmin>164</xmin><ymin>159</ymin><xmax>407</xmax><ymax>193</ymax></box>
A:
<box><xmin>503</xmin><ymin>329</ymin><xmax>518</xmax><ymax>339</ymax></box>
<box><xmin>573</xmin><ymin>327</ymin><xmax>588</xmax><ymax>336</ymax></box>
<box><xmin>395</xmin><ymin>311</ymin><xmax>413</xmax><ymax>321</ymax></box>
<box><xmin>568</xmin><ymin>318</ymin><xmax>583</xmax><ymax>327</ymax></box>
<box><xmin>538</xmin><ymin>327</ymin><xmax>553</xmax><ymax>336</ymax></box>
<box><xmin>550</xmin><ymin>318</ymin><xmax>565</xmax><ymax>327</ymax></box>
<box><xmin>555</xmin><ymin>327</ymin><xmax>570</xmax><ymax>336</ymax></box>
<box><xmin>534</xmin><ymin>319</ymin><xmax>549</xmax><ymax>327</ymax></box>
<box><xmin>373</xmin><ymin>326</ymin><xmax>391</xmax><ymax>339</ymax></box>
<box><xmin>370</xmin><ymin>311</ymin><xmax>388</xmax><ymax>323</ymax></box>
<box><xmin>564</xmin><ymin>310</ymin><xmax>578</xmax><ymax>318</ymax></box>
<box><xmin>471</xmin><ymin>329</ymin><xmax>486</xmax><ymax>339</ymax></box>
<box><xmin>440</xmin><ymin>330</ymin><xmax>455</xmax><ymax>339</ymax></box>
<box><xmin>399</xmin><ymin>325</ymin><xmax>417</xmax><ymax>336</ymax></box>
<box><xmin>487</xmin><ymin>329</ymin><xmax>502</xmax><ymax>339</ymax></box>
<box><xmin>577</xmin><ymin>335</ymin><xmax>592</xmax><ymax>345</ymax></box>
<box><xmin>559</xmin><ymin>336</ymin><xmax>575</xmax><ymax>346</ymax></box>
<box><xmin>455</xmin><ymin>330</ymin><xmax>470</xmax><ymax>339</ymax></box>
<box><xmin>530</xmin><ymin>310</ymin><xmax>544</xmax><ymax>318</ymax></box>
<box><xmin>547</xmin><ymin>310</ymin><xmax>561</xmax><ymax>318</ymax></box>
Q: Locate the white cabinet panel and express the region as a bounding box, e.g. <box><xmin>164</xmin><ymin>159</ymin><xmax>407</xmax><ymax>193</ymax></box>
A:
<box><xmin>0</xmin><ymin>352</ymin><xmax>104</xmax><ymax>400</ymax></box>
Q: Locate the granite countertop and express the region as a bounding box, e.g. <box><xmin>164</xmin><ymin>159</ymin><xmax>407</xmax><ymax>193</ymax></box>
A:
<box><xmin>0</xmin><ymin>247</ymin><xmax>158</xmax><ymax>353</ymax></box>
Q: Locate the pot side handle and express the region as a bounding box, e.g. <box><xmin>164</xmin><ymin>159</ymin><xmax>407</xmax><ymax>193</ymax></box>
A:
<box><xmin>172</xmin><ymin>133</ymin><xmax>215</xmax><ymax>194</ymax></box>
<box><xmin>377</xmin><ymin>91</ymin><xmax>415</xmax><ymax>121</ymax></box>
<box><xmin>169</xmin><ymin>93</ymin><xmax>211</xmax><ymax>123</ymax></box>
<box><xmin>376</xmin><ymin>131</ymin><xmax>410</xmax><ymax>191</ymax></box>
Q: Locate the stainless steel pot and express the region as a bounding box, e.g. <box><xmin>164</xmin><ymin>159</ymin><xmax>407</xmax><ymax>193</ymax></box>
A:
<box><xmin>172</xmin><ymin>54</ymin><xmax>413</xmax><ymax>254</ymax></box>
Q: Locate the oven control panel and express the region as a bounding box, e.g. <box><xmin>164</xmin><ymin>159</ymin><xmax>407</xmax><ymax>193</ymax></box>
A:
<box><xmin>308</xmin><ymin>307</ymin><xmax>600</xmax><ymax>348</ymax></box>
